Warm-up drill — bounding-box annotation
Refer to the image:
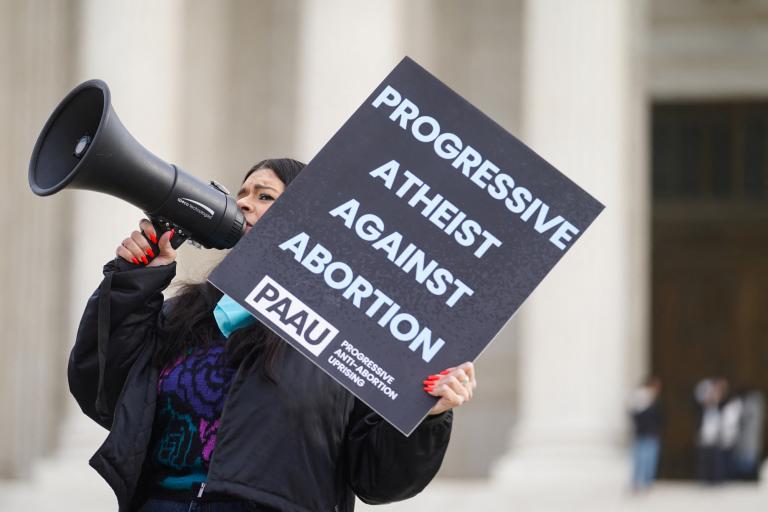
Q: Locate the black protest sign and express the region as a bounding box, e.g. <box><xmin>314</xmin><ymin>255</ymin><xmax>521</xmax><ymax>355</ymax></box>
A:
<box><xmin>208</xmin><ymin>57</ymin><xmax>604</xmax><ymax>435</ymax></box>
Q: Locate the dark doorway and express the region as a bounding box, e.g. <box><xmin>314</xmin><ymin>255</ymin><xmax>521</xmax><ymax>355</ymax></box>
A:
<box><xmin>652</xmin><ymin>101</ymin><xmax>768</xmax><ymax>479</ymax></box>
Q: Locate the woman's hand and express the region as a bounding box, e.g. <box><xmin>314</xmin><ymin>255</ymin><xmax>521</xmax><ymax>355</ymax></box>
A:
<box><xmin>115</xmin><ymin>219</ymin><xmax>177</xmax><ymax>267</ymax></box>
<box><xmin>424</xmin><ymin>361</ymin><xmax>477</xmax><ymax>416</ymax></box>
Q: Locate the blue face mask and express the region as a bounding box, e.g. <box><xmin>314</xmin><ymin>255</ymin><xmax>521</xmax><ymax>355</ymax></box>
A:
<box><xmin>213</xmin><ymin>294</ymin><xmax>258</xmax><ymax>338</ymax></box>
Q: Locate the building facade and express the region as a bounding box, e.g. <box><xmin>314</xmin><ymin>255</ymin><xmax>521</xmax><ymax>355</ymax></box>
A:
<box><xmin>1</xmin><ymin>1</ymin><xmax>767</xmax><ymax>508</ymax></box>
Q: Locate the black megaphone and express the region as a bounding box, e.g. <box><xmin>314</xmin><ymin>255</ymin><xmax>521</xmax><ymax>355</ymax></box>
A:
<box><xmin>28</xmin><ymin>79</ymin><xmax>245</xmax><ymax>250</ymax></box>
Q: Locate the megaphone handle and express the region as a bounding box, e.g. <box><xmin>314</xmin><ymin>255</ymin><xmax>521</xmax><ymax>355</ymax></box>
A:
<box><xmin>147</xmin><ymin>215</ymin><xmax>189</xmax><ymax>250</ymax></box>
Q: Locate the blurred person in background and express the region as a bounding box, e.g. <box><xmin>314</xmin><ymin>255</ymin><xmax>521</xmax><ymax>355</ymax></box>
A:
<box><xmin>629</xmin><ymin>376</ymin><xmax>663</xmax><ymax>492</ymax></box>
<box><xmin>720</xmin><ymin>389</ymin><xmax>743</xmax><ymax>480</ymax></box>
<box><xmin>732</xmin><ymin>389</ymin><xmax>765</xmax><ymax>480</ymax></box>
<box><xmin>694</xmin><ymin>377</ymin><xmax>728</xmax><ymax>484</ymax></box>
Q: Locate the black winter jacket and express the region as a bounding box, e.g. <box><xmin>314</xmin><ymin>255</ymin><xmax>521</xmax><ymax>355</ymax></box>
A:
<box><xmin>68</xmin><ymin>259</ymin><xmax>452</xmax><ymax>511</ymax></box>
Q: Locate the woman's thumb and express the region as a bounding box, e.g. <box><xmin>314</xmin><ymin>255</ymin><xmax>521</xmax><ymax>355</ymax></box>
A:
<box><xmin>158</xmin><ymin>229</ymin><xmax>176</xmax><ymax>254</ymax></box>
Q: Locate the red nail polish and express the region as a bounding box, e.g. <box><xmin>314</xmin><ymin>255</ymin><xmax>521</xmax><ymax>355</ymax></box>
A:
<box><xmin>150</xmin><ymin>233</ymin><xmax>157</xmax><ymax>244</ymax></box>
<box><xmin>427</xmin><ymin>375</ymin><xmax>440</xmax><ymax>381</ymax></box>
<box><xmin>146</xmin><ymin>247</ymin><xmax>155</xmax><ymax>258</ymax></box>
<box><xmin>170</xmin><ymin>229</ymin><xmax>175</xmax><ymax>240</ymax></box>
<box><xmin>132</xmin><ymin>257</ymin><xmax>139</xmax><ymax>265</ymax></box>
<box><xmin>141</xmin><ymin>255</ymin><xmax>148</xmax><ymax>265</ymax></box>
<box><xmin>423</xmin><ymin>386</ymin><xmax>433</xmax><ymax>393</ymax></box>
<box><xmin>440</xmin><ymin>370</ymin><xmax>451</xmax><ymax>375</ymax></box>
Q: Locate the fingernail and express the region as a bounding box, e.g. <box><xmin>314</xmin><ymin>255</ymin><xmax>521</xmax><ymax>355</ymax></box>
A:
<box><xmin>146</xmin><ymin>247</ymin><xmax>155</xmax><ymax>258</ymax></box>
<box><xmin>150</xmin><ymin>233</ymin><xmax>157</xmax><ymax>244</ymax></box>
<box><xmin>440</xmin><ymin>370</ymin><xmax>451</xmax><ymax>375</ymax></box>
<box><xmin>170</xmin><ymin>229</ymin><xmax>175</xmax><ymax>240</ymax></box>
<box><xmin>426</xmin><ymin>375</ymin><xmax>440</xmax><ymax>381</ymax></box>
<box><xmin>132</xmin><ymin>257</ymin><xmax>139</xmax><ymax>265</ymax></box>
<box><xmin>422</xmin><ymin>379</ymin><xmax>435</xmax><ymax>385</ymax></box>
<box><xmin>141</xmin><ymin>255</ymin><xmax>148</xmax><ymax>265</ymax></box>
<box><xmin>423</xmin><ymin>386</ymin><xmax>433</xmax><ymax>393</ymax></box>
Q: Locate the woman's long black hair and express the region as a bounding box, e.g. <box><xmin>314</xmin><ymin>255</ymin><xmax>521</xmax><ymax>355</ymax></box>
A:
<box><xmin>153</xmin><ymin>158</ymin><xmax>306</xmax><ymax>380</ymax></box>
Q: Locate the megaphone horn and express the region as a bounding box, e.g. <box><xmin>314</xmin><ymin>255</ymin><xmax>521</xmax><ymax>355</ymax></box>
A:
<box><xmin>29</xmin><ymin>79</ymin><xmax>244</xmax><ymax>250</ymax></box>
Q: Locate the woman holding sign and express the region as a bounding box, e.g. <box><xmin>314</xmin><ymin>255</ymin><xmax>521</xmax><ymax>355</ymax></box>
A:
<box><xmin>69</xmin><ymin>158</ymin><xmax>478</xmax><ymax>512</ymax></box>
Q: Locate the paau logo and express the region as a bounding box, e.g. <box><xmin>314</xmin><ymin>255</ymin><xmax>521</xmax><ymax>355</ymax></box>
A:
<box><xmin>245</xmin><ymin>276</ymin><xmax>338</xmax><ymax>356</ymax></box>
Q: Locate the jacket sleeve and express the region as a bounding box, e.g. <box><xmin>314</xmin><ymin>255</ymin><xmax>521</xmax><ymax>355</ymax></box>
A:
<box><xmin>345</xmin><ymin>398</ymin><xmax>452</xmax><ymax>504</ymax></box>
<box><xmin>68</xmin><ymin>258</ymin><xmax>176</xmax><ymax>430</ymax></box>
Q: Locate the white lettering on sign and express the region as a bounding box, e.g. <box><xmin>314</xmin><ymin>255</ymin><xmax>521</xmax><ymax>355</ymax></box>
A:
<box><xmin>371</xmin><ymin>84</ymin><xmax>581</xmax><ymax>251</ymax></box>
<box><xmin>245</xmin><ymin>276</ymin><xmax>338</xmax><ymax>357</ymax></box>
<box><xmin>278</xmin><ymin>232</ymin><xmax>447</xmax><ymax>362</ymax></box>
<box><xmin>328</xmin><ymin>198</ymin><xmax>475</xmax><ymax>306</ymax></box>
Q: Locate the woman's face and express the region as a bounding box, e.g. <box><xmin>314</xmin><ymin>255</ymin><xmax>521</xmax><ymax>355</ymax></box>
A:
<box><xmin>236</xmin><ymin>168</ymin><xmax>286</xmax><ymax>235</ymax></box>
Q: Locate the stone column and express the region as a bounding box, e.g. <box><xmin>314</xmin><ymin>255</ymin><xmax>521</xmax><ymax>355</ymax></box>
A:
<box><xmin>174</xmin><ymin>0</ymin><xmax>303</xmax><ymax>282</ymax></box>
<box><xmin>295</xmin><ymin>0</ymin><xmax>407</xmax><ymax>160</ymax></box>
<box><xmin>402</xmin><ymin>0</ymin><xmax>526</xmax><ymax>479</ymax></box>
<box><xmin>68</xmin><ymin>0</ymin><xmax>185</xmax><ymax>325</ymax></box>
<box><xmin>58</xmin><ymin>0</ymin><xmax>186</xmax><ymax>459</ymax></box>
<box><xmin>0</xmin><ymin>0</ymin><xmax>77</xmax><ymax>478</ymax></box>
<box><xmin>492</xmin><ymin>0</ymin><xmax>649</xmax><ymax>501</ymax></box>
